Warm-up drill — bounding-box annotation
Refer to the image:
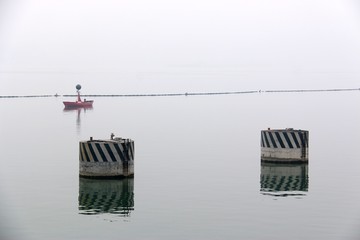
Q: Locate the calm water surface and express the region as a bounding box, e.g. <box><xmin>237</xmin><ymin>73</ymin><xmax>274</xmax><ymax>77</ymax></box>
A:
<box><xmin>1</xmin><ymin>92</ymin><xmax>360</xmax><ymax>240</ymax></box>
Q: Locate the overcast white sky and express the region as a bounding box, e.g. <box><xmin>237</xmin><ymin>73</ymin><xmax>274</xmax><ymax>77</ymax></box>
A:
<box><xmin>1</xmin><ymin>0</ymin><xmax>360</xmax><ymax>94</ymax></box>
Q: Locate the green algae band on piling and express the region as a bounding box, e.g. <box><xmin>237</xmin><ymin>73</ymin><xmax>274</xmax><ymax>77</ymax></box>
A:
<box><xmin>79</xmin><ymin>135</ymin><xmax>134</xmax><ymax>178</ymax></box>
<box><xmin>261</xmin><ymin>128</ymin><xmax>309</xmax><ymax>163</ymax></box>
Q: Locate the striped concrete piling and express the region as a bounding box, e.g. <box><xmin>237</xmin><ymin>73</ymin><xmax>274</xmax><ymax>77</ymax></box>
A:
<box><xmin>261</xmin><ymin>128</ymin><xmax>309</xmax><ymax>163</ymax></box>
<box><xmin>79</xmin><ymin>135</ymin><xmax>134</xmax><ymax>178</ymax></box>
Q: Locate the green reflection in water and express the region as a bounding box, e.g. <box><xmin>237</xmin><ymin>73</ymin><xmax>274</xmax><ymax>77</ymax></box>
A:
<box><xmin>260</xmin><ymin>163</ymin><xmax>308</xmax><ymax>197</ymax></box>
<box><xmin>78</xmin><ymin>178</ymin><xmax>134</xmax><ymax>216</ymax></box>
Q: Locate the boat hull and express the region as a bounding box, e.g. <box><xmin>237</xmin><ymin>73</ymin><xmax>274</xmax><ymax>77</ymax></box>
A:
<box><xmin>63</xmin><ymin>101</ymin><xmax>93</xmax><ymax>109</ymax></box>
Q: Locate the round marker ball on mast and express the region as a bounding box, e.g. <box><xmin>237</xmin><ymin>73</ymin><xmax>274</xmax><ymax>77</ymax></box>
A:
<box><xmin>76</xmin><ymin>84</ymin><xmax>82</xmax><ymax>91</ymax></box>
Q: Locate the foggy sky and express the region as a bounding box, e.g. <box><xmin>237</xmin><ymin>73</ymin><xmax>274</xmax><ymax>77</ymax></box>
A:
<box><xmin>1</xmin><ymin>0</ymin><xmax>360</xmax><ymax>95</ymax></box>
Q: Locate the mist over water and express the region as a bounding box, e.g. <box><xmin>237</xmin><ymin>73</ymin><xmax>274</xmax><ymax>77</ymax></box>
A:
<box><xmin>1</xmin><ymin>1</ymin><xmax>360</xmax><ymax>239</ymax></box>
<box><xmin>1</xmin><ymin>0</ymin><xmax>360</xmax><ymax>95</ymax></box>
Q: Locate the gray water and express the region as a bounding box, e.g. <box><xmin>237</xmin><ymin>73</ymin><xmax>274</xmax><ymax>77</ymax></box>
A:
<box><xmin>1</xmin><ymin>92</ymin><xmax>360</xmax><ymax>240</ymax></box>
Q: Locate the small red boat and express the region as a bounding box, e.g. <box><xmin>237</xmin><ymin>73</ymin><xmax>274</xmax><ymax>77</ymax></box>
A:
<box><xmin>63</xmin><ymin>84</ymin><xmax>93</xmax><ymax>109</ymax></box>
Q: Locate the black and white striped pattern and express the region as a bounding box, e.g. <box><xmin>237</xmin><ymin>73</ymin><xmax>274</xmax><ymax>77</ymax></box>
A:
<box><xmin>261</xmin><ymin>130</ymin><xmax>308</xmax><ymax>149</ymax></box>
<box><xmin>79</xmin><ymin>140</ymin><xmax>134</xmax><ymax>163</ymax></box>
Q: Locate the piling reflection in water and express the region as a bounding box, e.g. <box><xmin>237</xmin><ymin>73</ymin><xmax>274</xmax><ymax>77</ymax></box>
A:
<box><xmin>78</xmin><ymin>178</ymin><xmax>134</xmax><ymax>217</ymax></box>
<box><xmin>260</xmin><ymin>163</ymin><xmax>308</xmax><ymax>197</ymax></box>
